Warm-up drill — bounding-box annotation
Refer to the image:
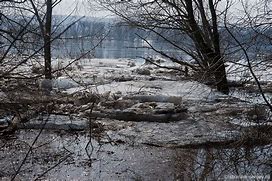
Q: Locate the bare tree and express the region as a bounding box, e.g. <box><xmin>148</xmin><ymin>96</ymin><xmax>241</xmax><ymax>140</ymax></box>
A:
<box><xmin>28</xmin><ymin>0</ymin><xmax>55</xmax><ymax>90</ymax></box>
<box><xmin>0</xmin><ymin>0</ymin><xmax>38</xmax><ymax>77</ymax></box>
<box><xmin>93</xmin><ymin>0</ymin><xmax>230</xmax><ymax>94</ymax></box>
<box><xmin>224</xmin><ymin>0</ymin><xmax>272</xmax><ymax>111</ymax></box>
<box><xmin>0</xmin><ymin>0</ymin><xmax>81</xmax><ymax>80</ymax></box>
<box><xmin>44</xmin><ymin>0</ymin><xmax>53</xmax><ymax>80</ymax></box>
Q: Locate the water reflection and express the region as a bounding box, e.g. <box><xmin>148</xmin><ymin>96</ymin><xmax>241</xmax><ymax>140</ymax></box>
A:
<box><xmin>174</xmin><ymin>145</ymin><xmax>271</xmax><ymax>180</ymax></box>
<box><xmin>0</xmin><ymin>129</ymin><xmax>271</xmax><ymax>180</ymax></box>
<box><xmin>53</xmin><ymin>38</ymin><xmax>186</xmax><ymax>59</ymax></box>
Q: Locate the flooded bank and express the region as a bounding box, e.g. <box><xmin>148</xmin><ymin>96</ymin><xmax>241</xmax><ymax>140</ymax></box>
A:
<box><xmin>0</xmin><ymin>129</ymin><xmax>271</xmax><ymax>180</ymax></box>
<box><xmin>1</xmin><ymin>58</ymin><xmax>272</xmax><ymax>180</ymax></box>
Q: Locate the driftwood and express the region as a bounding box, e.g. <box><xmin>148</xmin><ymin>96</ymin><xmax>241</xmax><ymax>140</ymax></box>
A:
<box><xmin>91</xmin><ymin>110</ymin><xmax>187</xmax><ymax>123</ymax></box>
<box><xmin>123</xmin><ymin>95</ymin><xmax>183</xmax><ymax>105</ymax></box>
<box><xmin>91</xmin><ymin>95</ymin><xmax>186</xmax><ymax>122</ymax></box>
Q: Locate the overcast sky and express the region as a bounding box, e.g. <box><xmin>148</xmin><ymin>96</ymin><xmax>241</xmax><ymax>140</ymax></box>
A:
<box><xmin>53</xmin><ymin>0</ymin><xmax>260</xmax><ymax>17</ymax></box>
<box><xmin>53</xmin><ymin>0</ymin><xmax>112</xmax><ymax>18</ymax></box>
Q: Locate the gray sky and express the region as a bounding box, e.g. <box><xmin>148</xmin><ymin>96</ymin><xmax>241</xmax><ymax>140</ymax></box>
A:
<box><xmin>53</xmin><ymin>0</ymin><xmax>112</xmax><ymax>17</ymax></box>
<box><xmin>53</xmin><ymin>0</ymin><xmax>260</xmax><ymax>17</ymax></box>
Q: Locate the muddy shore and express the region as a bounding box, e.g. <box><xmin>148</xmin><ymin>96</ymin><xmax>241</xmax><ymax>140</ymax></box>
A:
<box><xmin>0</xmin><ymin>58</ymin><xmax>271</xmax><ymax>180</ymax></box>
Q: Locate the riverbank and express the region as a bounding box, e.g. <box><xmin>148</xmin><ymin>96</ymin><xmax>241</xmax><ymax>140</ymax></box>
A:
<box><xmin>0</xmin><ymin>58</ymin><xmax>271</xmax><ymax>180</ymax></box>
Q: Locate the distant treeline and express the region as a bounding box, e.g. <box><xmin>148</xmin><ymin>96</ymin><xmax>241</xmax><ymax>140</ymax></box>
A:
<box><xmin>1</xmin><ymin>15</ymin><xmax>271</xmax><ymax>57</ymax></box>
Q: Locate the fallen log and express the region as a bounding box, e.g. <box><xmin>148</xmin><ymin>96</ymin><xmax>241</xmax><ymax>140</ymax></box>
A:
<box><xmin>90</xmin><ymin>110</ymin><xmax>187</xmax><ymax>123</ymax></box>
<box><xmin>123</xmin><ymin>95</ymin><xmax>183</xmax><ymax>105</ymax></box>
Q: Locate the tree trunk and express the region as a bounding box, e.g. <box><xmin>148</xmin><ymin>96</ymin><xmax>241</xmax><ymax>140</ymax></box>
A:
<box><xmin>44</xmin><ymin>0</ymin><xmax>52</xmax><ymax>80</ymax></box>
<box><xmin>185</xmin><ymin>0</ymin><xmax>229</xmax><ymax>94</ymax></box>
<box><xmin>212</xmin><ymin>56</ymin><xmax>229</xmax><ymax>94</ymax></box>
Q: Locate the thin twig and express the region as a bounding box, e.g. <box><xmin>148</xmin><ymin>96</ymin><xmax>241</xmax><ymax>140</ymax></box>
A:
<box><xmin>85</xmin><ymin>101</ymin><xmax>96</xmax><ymax>166</ymax></box>
<box><xmin>33</xmin><ymin>153</ymin><xmax>73</xmax><ymax>181</ymax></box>
<box><xmin>11</xmin><ymin>114</ymin><xmax>50</xmax><ymax>181</ymax></box>
<box><xmin>224</xmin><ymin>20</ymin><xmax>272</xmax><ymax>112</ymax></box>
